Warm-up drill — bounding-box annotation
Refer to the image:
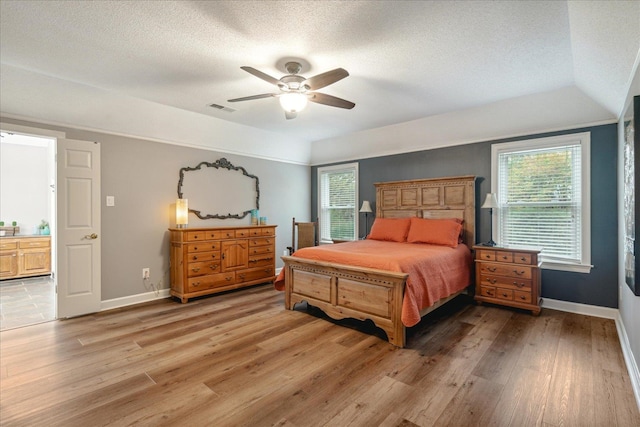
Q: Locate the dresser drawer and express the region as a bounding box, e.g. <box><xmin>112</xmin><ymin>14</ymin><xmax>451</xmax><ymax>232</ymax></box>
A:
<box><xmin>249</xmin><ymin>237</ymin><xmax>274</xmax><ymax>246</ymax></box>
<box><xmin>235</xmin><ymin>229</ymin><xmax>251</xmax><ymax>238</ymax></box>
<box><xmin>237</xmin><ymin>267</ymin><xmax>275</xmax><ymax>283</ymax></box>
<box><xmin>479</xmin><ymin>262</ymin><xmax>532</xmax><ymax>279</ymax></box>
<box><xmin>187</xmin><ymin>242</ymin><xmax>220</xmax><ymax>253</ymax></box>
<box><xmin>249</xmin><ymin>246</ymin><xmax>273</xmax><ymax>255</ymax></box>
<box><xmin>250</xmin><ymin>227</ymin><xmax>275</xmax><ymax>237</ymax></box>
<box><xmin>187</xmin><ymin>250</ymin><xmax>220</xmax><ymax>262</ymax></box>
<box><xmin>188</xmin><ymin>272</ymin><xmax>235</xmax><ymax>292</ymax></box>
<box><xmin>187</xmin><ymin>230</ymin><xmax>227</xmax><ymax>241</ymax></box>
<box><xmin>248</xmin><ymin>255</ymin><xmax>274</xmax><ymax>268</ymax></box>
<box><xmin>187</xmin><ymin>261</ymin><xmax>221</xmax><ymax>277</ymax></box>
<box><xmin>479</xmin><ymin>275</ymin><xmax>532</xmax><ymax>290</ymax></box>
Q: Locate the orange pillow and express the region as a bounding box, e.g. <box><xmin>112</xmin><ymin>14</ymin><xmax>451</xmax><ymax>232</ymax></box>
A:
<box><xmin>367</xmin><ymin>218</ymin><xmax>411</xmax><ymax>242</ymax></box>
<box><xmin>407</xmin><ymin>217</ymin><xmax>462</xmax><ymax>247</ymax></box>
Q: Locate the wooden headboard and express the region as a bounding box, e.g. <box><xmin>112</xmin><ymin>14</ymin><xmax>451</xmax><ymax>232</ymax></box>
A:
<box><xmin>374</xmin><ymin>175</ymin><xmax>476</xmax><ymax>246</ymax></box>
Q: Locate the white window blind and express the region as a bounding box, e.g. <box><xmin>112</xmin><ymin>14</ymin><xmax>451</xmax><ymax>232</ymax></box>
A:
<box><xmin>492</xmin><ymin>132</ymin><xmax>591</xmax><ymax>272</ymax></box>
<box><xmin>318</xmin><ymin>163</ymin><xmax>358</xmax><ymax>242</ymax></box>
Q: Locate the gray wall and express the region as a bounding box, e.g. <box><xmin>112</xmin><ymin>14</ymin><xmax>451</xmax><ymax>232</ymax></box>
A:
<box><xmin>1</xmin><ymin>117</ymin><xmax>310</xmax><ymax>301</ymax></box>
<box><xmin>312</xmin><ymin>123</ymin><xmax>618</xmax><ymax>308</ymax></box>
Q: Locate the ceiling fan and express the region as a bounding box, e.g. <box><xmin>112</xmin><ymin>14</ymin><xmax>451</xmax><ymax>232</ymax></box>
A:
<box><xmin>228</xmin><ymin>61</ymin><xmax>355</xmax><ymax>119</ymax></box>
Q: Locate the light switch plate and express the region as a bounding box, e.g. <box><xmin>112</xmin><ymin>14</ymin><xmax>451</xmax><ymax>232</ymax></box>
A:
<box><xmin>106</xmin><ymin>196</ymin><xmax>115</xmax><ymax>206</ymax></box>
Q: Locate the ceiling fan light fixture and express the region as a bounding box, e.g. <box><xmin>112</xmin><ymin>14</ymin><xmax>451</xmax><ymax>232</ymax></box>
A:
<box><xmin>279</xmin><ymin>92</ymin><xmax>308</xmax><ymax>113</ymax></box>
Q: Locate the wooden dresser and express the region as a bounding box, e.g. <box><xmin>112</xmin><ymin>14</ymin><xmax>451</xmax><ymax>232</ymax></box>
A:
<box><xmin>169</xmin><ymin>226</ymin><xmax>276</xmax><ymax>303</ymax></box>
<box><xmin>0</xmin><ymin>236</ymin><xmax>52</xmax><ymax>280</ymax></box>
<box><xmin>473</xmin><ymin>245</ymin><xmax>541</xmax><ymax>315</ymax></box>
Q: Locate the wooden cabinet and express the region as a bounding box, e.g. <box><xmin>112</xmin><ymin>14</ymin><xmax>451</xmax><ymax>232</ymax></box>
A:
<box><xmin>473</xmin><ymin>245</ymin><xmax>541</xmax><ymax>315</ymax></box>
<box><xmin>0</xmin><ymin>236</ymin><xmax>51</xmax><ymax>280</ymax></box>
<box><xmin>169</xmin><ymin>226</ymin><xmax>276</xmax><ymax>303</ymax></box>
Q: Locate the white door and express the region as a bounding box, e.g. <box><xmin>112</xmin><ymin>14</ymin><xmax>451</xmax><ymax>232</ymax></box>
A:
<box><xmin>57</xmin><ymin>138</ymin><xmax>101</xmax><ymax>318</ymax></box>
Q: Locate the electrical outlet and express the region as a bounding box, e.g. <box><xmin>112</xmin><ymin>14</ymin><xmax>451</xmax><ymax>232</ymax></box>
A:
<box><xmin>142</xmin><ymin>268</ymin><xmax>150</xmax><ymax>279</ymax></box>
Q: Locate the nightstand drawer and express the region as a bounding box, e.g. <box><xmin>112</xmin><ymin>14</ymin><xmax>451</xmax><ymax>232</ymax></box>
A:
<box><xmin>494</xmin><ymin>251</ymin><xmax>513</xmax><ymax>263</ymax></box>
<box><xmin>477</xmin><ymin>249</ymin><xmax>496</xmax><ymax>261</ymax></box>
<box><xmin>513</xmin><ymin>252</ymin><xmax>533</xmax><ymax>264</ymax></box>
<box><xmin>479</xmin><ymin>275</ymin><xmax>532</xmax><ymax>290</ymax></box>
<box><xmin>514</xmin><ymin>290</ymin><xmax>532</xmax><ymax>303</ymax></box>
<box><xmin>480</xmin><ymin>285</ymin><xmax>496</xmax><ymax>298</ymax></box>
<box><xmin>495</xmin><ymin>288</ymin><xmax>514</xmax><ymax>301</ymax></box>
<box><xmin>479</xmin><ymin>262</ymin><xmax>532</xmax><ymax>279</ymax></box>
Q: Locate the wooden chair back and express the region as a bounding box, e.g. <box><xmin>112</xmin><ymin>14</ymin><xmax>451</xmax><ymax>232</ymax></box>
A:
<box><xmin>287</xmin><ymin>217</ymin><xmax>318</xmax><ymax>255</ymax></box>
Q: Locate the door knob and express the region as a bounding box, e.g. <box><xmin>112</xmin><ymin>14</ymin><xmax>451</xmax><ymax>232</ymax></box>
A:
<box><xmin>84</xmin><ymin>233</ymin><xmax>98</xmax><ymax>239</ymax></box>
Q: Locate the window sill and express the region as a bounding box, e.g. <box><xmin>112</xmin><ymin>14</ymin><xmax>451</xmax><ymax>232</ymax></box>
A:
<box><xmin>541</xmin><ymin>261</ymin><xmax>592</xmax><ymax>274</ymax></box>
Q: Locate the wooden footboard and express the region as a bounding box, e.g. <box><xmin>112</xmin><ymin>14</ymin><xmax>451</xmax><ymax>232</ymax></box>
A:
<box><xmin>282</xmin><ymin>255</ymin><xmax>409</xmax><ymax>347</ymax></box>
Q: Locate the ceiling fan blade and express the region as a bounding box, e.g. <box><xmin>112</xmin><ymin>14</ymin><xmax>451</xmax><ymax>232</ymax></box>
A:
<box><xmin>303</xmin><ymin>68</ymin><xmax>349</xmax><ymax>90</ymax></box>
<box><xmin>308</xmin><ymin>92</ymin><xmax>355</xmax><ymax>109</ymax></box>
<box><xmin>285</xmin><ymin>111</ymin><xmax>297</xmax><ymax>120</ymax></box>
<box><xmin>227</xmin><ymin>93</ymin><xmax>277</xmax><ymax>102</ymax></box>
<box><xmin>240</xmin><ymin>66</ymin><xmax>285</xmax><ymax>88</ymax></box>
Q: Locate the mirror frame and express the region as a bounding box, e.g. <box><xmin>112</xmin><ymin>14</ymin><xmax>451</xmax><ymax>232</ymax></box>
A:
<box><xmin>177</xmin><ymin>157</ymin><xmax>260</xmax><ymax>220</ymax></box>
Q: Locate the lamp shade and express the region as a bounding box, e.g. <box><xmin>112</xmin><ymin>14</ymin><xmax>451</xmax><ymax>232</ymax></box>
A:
<box><xmin>481</xmin><ymin>193</ymin><xmax>499</xmax><ymax>209</ymax></box>
<box><xmin>176</xmin><ymin>198</ymin><xmax>188</xmax><ymax>228</ymax></box>
<box><xmin>279</xmin><ymin>93</ymin><xmax>308</xmax><ymax>113</ymax></box>
<box><xmin>359</xmin><ymin>200</ymin><xmax>373</xmax><ymax>213</ymax></box>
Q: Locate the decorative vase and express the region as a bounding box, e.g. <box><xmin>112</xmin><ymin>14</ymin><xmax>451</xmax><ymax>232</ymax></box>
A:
<box><xmin>42</xmin><ymin>226</ymin><xmax>50</xmax><ymax>235</ymax></box>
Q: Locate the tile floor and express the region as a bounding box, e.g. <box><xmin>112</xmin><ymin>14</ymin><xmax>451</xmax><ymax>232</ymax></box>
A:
<box><xmin>0</xmin><ymin>275</ymin><xmax>55</xmax><ymax>331</ymax></box>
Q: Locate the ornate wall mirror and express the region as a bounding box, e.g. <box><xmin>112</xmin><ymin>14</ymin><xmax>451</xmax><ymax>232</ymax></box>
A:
<box><xmin>177</xmin><ymin>158</ymin><xmax>260</xmax><ymax>220</ymax></box>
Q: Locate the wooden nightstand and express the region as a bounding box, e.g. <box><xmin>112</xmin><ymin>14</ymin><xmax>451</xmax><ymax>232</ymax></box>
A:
<box><xmin>473</xmin><ymin>245</ymin><xmax>541</xmax><ymax>315</ymax></box>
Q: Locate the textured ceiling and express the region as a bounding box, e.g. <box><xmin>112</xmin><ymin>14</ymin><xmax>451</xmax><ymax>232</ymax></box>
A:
<box><xmin>0</xmin><ymin>1</ymin><xmax>639</xmax><ymax>152</ymax></box>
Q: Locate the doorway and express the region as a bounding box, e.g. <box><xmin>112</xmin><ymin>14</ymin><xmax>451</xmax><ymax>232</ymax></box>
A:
<box><xmin>0</xmin><ymin>131</ymin><xmax>56</xmax><ymax>330</ymax></box>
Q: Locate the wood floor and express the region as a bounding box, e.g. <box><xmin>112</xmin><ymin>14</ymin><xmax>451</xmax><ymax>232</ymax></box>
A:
<box><xmin>1</xmin><ymin>284</ymin><xmax>638</xmax><ymax>426</ymax></box>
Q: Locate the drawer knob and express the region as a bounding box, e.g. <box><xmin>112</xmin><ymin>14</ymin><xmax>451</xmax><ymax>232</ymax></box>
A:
<box><xmin>487</xmin><ymin>267</ymin><xmax>497</xmax><ymax>272</ymax></box>
<box><xmin>489</xmin><ymin>278</ymin><xmax>497</xmax><ymax>284</ymax></box>
<box><xmin>193</xmin><ymin>247</ymin><xmax>198</xmax><ymax>251</ymax></box>
<box><xmin>502</xmin><ymin>293</ymin><xmax>508</xmax><ymax>297</ymax></box>
<box><xmin>226</xmin><ymin>276</ymin><xmax>232</xmax><ymax>281</ymax></box>
<box><xmin>194</xmin><ymin>282</ymin><xmax>200</xmax><ymax>287</ymax></box>
<box><xmin>514</xmin><ymin>270</ymin><xmax>525</xmax><ymax>276</ymax></box>
<box><xmin>513</xmin><ymin>281</ymin><xmax>525</xmax><ymax>288</ymax></box>
<box><xmin>192</xmin><ymin>267</ymin><xmax>200</xmax><ymax>272</ymax></box>
<box><xmin>485</xmin><ymin>254</ymin><xmax>491</xmax><ymax>258</ymax></box>
<box><xmin>501</xmin><ymin>256</ymin><xmax>508</xmax><ymax>260</ymax></box>
<box><xmin>520</xmin><ymin>257</ymin><xmax>527</xmax><ymax>261</ymax></box>
<box><xmin>192</xmin><ymin>256</ymin><xmax>198</xmax><ymax>260</ymax></box>
<box><xmin>519</xmin><ymin>295</ymin><xmax>527</xmax><ymax>300</ymax></box>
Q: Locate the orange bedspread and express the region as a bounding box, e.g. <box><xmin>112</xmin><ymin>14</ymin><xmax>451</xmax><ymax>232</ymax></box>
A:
<box><xmin>274</xmin><ymin>240</ymin><xmax>472</xmax><ymax>327</ymax></box>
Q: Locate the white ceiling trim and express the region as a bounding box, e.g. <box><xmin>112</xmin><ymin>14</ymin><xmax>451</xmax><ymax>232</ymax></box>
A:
<box><xmin>0</xmin><ymin>64</ymin><xmax>311</xmax><ymax>165</ymax></box>
<box><xmin>310</xmin><ymin>85</ymin><xmax>615</xmax><ymax>165</ymax></box>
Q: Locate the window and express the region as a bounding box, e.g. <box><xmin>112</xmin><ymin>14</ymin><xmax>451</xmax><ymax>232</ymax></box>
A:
<box><xmin>491</xmin><ymin>132</ymin><xmax>591</xmax><ymax>273</ymax></box>
<box><xmin>317</xmin><ymin>163</ymin><xmax>358</xmax><ymax>243</ymax></box>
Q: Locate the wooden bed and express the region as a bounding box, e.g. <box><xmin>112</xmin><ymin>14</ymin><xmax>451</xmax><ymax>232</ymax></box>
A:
<box><xmin>281</xmin><ymin>175</ymin><xmax>476</xmax><ymax>348</ymax></box>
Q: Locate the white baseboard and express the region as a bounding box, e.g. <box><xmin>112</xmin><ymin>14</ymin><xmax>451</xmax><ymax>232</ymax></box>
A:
<box><xmin>100</xmin><ymin>288</ymin><xmax>170</xmax><ymax>311</ymax></box>
<box><xmin>615</xmin><ymin>313</ymin><xmax>640</xmax><ymax>411</ymax></box>
<box><xmin>542</xmin><ymin>298</ymin><xmax>640</xmax><ymax>410</ymax></box>
<box><xmin>541</xmin><ymin>297</ymin><xmax>618</xmax><ymax>319</ymax></box>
